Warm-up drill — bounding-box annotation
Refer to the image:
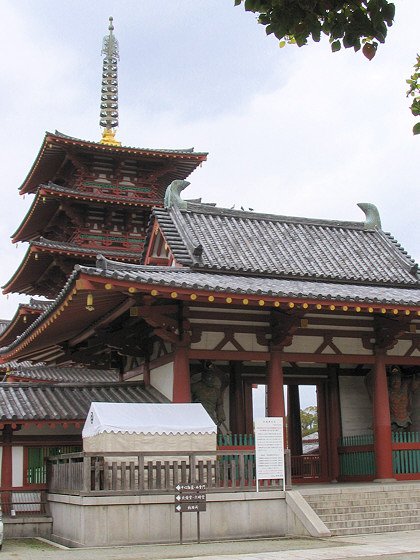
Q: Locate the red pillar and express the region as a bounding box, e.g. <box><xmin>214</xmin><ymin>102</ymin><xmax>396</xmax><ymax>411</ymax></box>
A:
<box><xmin>267</xmin><ymin>347</ymin><xmax>285</xmax><ymax>417</ymax></box>
<box><xmin>1</xmin><ymin>425</ymin><xmax>13</xmax><ymax>513</ymax></box>
<box><xmin>234</xmin><ymin>362</ymin><xmax>245</xmax><ymax>434</ymax></box>
<box><xmin>244</xmin><ymin>382</ymin><xmax>254</xmax><ymax>434</ymax></box>
<box><xmin>287</xmin><ymin>385</ymin><xmax>303</xmax><ymax>455</ymax></box>
<box><xmin>373</xmin><ymin>348</ymin><xmax>394</xmax><ymax>480</ymax></box>
<box><xmin>327</xmin><ymin>365</ymin><xmax>341</xmax><ymax>481</ymax></box>
<box><xmin>172</xmin><ymin>344</ymin><xmax>191</xmax><ymax>403</ymax></box>
<box><xmin>316</xmin><ymin>383</ymin><xmax>329</xmax><ymax>479</ymax></box>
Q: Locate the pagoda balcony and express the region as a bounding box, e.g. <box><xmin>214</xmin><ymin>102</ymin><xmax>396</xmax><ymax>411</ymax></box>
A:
<box><xmin>70</xmin><ymin>229</ymin><xmax>145</xmax><ymax>251</ymax></box>
<box><xmin>77</xmin><ymin>180</ymin><xmax>156</xmax><ymax>200</ymax></box>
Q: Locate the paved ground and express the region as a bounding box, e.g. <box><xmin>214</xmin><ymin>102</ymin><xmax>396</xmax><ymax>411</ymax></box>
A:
<box><xmin>3</xmin><ymin>531</ymin><xmax>420</xmax><ymax>560</ymax></box>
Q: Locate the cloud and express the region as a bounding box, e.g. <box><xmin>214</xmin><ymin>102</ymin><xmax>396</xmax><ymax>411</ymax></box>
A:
<box><xmin>1</xmin><ymin>0</ymin><xmax>419</xmax><ymax>320</ymax></box>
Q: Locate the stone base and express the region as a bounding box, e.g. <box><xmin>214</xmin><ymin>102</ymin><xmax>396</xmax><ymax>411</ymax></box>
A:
<box><xmin>47</xmin><ymin>490</ymin><xmax>321</xmax><ymax>547</ymax></box>
<box><xmin>4</xmin><ymin>515</ymin><xmax>52</xmax><ymax>538</ymax></box>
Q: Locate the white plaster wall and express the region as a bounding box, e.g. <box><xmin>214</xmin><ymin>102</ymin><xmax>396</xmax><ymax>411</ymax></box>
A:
<box><xmin>191</xmin><ymin>332</ymin><xmax>224</xmax><ymax>350</ymax></box>
<box><xmin>339</xmin><ymin>376</ymin><xmax>373</xmax><ymax>437</ymax></box>
<box><xmin>331</xmin><ymin>337</ymin><xmax>372</xmax><ymax>355</ymax></box>
<box><xmin>235</xmin><ymin>333</ymin><xmax>268</xmax><ymax>351</ymax></box>
<box><xmin>284</xmin><ymin>336</ymin><xmax>324</xmax><ymax>354</ymax></box>
<box><xmin>387</xmin><ymin>339</ymin><xmax>415</xmax><ymax>357</ymax></box>
<box><xmin>150</xmin><ymin>362</ymin><xmax>174</xmax><ymax>401</ymax></box>
<box><xmin>12</xmin><ymin>446</ymin><xmax>24</xmax><ymax>487</ymax></box>
<box><xmin>411</xmin><ymin>390</ymin><xmax>420</xmax><ymax>432</ymax></box>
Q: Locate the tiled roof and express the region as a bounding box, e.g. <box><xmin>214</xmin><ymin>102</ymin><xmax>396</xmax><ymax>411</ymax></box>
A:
<box><xmin>0</xmin><ymin>361</ymin><xmax>45</xmax><ymax>372</ymax></box>
<box><xmin>0</xmin><ymin>321</ymin><xmax>10</xmax><ymax>336</ymax></box>
<box><xmin>44</xmin><ymin>182</ymin><xmax>163</xmax><ymax>206</ymax></box>
<box><xmin>34</xmin><ymin>238</ymin><xmax>141</xmax><ymax>259</ymax></box>
<box><xmin>8</xmin><ymin>366</ymin><xmax>118</xmax><ymax>383</ymax></box>
<box><xmin>0</xmin><ymin>299</ymin><xmax>53</xmax><ymax>346</ymax></box>
<box><xmin>26</xmin><ymin>298</ymin><xmax>53</xmax><ymax>311</ymax></box>
<box><xmin>0</xmin><ymin>381</ymin><xmax>168</xmax><ymax>422</ymax></box>
<box><xmin>147</xmin><ymin>205</ymin><xmax>419</xmax><ymax>288</ymax></box>
<box><xmin>20</xmin><ymin>132</ymin><xmax>207</xmax><ymax>195</ymax></box>
<box><xmin>78</xmin><ymin>260</ymin><xmax>420</xmax><ymax>306</ymax></box>
<box><xmin>51</xmin><ymin>130</ymin><xmax>206</xmax><ymax>156</ymax></box>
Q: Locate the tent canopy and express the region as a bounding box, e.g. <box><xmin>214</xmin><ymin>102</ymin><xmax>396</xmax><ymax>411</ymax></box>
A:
<box><xmin>82</xmin><ymin>402</ymin><xmax>217</xmax><ymax>438</ymax></box>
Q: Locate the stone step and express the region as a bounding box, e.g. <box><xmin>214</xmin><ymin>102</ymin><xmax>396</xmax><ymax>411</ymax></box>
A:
<box><xmin>319</xmin><ymin>509</ymin><xmax>420</xmax><ymax>523</ymax></box>
<box><xmin>308</xmin><ymin>502</ymin><xmax>420</xmax><ymax>515</ymax></box>
<box><xmin>304</xmin><ymin>490</ymin><xmax>420</xmax><ymax>503</ymax></box>
<box><xmin>329</xmin><ymin>521</ymin><xmax>420</xmax><ymax>536</ymax></box>
<box><xmin>319</xmin><ymin>512</ymin><xmax>420</xmax><ymax>527</ymax></box>
<box><xmin>306</xmin><ymin>495</ymin><xmax>420</xmax><ymax>508</ymax></box>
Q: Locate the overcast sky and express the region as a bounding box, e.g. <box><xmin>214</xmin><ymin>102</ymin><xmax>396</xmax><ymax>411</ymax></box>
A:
<box><xmin>1</xmin><ymin>0</ymin><xmax>419</xmax><ymax>323</ymax></box>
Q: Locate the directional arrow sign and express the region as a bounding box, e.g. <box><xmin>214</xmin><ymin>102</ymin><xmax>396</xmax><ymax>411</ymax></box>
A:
<box><xmin>176</xmin><ymin>493</ymin><xmax>206</xmax><ymax>502</ymax></box>
<box><xmin>175</xmin><ymin>483</ymin><xmax>206</xmax><ymax>492</ymax></box>
<box><xmin>175</xmin><ymin>502</ymin><xmax>206</xmax><ymax>513</ymax></box>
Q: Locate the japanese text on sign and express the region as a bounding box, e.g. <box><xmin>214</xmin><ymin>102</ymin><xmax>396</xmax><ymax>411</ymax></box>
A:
<box><xmin>255</xmin><ymin>417</ymin><xmax>284</xmax><ymax>483</ymax></box>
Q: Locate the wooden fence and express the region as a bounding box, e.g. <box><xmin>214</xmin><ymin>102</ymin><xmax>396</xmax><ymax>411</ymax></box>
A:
<box><xmin>338</xmin><ymin>432</ymin><xmax>420</xmax><ymax>480</ymax></box>
<box><xmin>46</xmin><ymin>450</ymin><xmax>291</xmax><ymax>495</ymax></box>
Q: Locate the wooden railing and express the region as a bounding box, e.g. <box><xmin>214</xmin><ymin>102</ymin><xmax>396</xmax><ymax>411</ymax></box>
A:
<box><xmin>338</xmin><ymin>432</ymin><xmax>420</xmax><ymax>480</ymax></box>
<box><xmin>46</xmin><ymin>450</ymin><xmax>290</xmax><ymax>495</ymax></box>
<box><xmin>291</xmin><ymin>455</ymin><xmax>321</xmax><ymax>479</ymax></box>
<box><xmin>0</xmin><ymin>489</ymin><xmax>47</xmax><ymax>516</ymax></box>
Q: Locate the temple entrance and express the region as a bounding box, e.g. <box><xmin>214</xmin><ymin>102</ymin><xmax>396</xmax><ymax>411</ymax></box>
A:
<box><xmin>287</xmin><ymin>384</ymin><xmax>322</xmax><ymax>482</ymax></box>
<box><xmin>192</xmin><ymin>360</ymin><xmax>339</xmax><ymax>483</ymax></box>
<box><xmin>252</xmin><ymin>381</ymin><xmax>325</xmax><ymax>483</ymax></box>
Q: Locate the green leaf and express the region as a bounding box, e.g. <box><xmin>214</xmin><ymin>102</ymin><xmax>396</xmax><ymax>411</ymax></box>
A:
<box><xmin>331</xmin><ymin>40</ymin><xmax>341</xmax><ymax>52</ymax></box>
<box><xmin>381</xmin><ymin>3</ymin><xmax>395</xmax><ymax>24</ymax></box>
<box><xmin>413</xmin><ymin>122</ymin><xmax>420</xmax><ymax>135</ymax></box>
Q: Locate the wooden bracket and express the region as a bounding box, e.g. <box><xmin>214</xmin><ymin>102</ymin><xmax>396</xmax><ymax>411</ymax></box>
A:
<box><xmin>373</xmin><ymin>315</ymin><xmax>411</xmax><ymax>351</ymax></box>
<box><xmin>270</xmin><ymin>309</ymin><xmax>303</xmax><ymax>349</ymax></box>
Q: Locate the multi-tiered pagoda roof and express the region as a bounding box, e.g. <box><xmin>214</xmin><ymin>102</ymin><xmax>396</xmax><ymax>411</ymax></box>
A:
<box><xmin>3</xmin><ymin>131</ymin><xmax>207</xmax><ymax>298</ymax></box>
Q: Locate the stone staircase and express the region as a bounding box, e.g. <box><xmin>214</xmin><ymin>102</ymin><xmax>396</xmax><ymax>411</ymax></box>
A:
<box><xmin>300</xmin><ymin>483</ymin><xmax>420</xmax><ymax>536</ymax></box>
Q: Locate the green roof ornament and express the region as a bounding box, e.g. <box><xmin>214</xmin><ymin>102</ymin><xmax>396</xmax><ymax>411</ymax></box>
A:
<box><xmin>357</xmin><ymin>203</ymin><xmax>382</xmax><ymax>229</ymax></box>
<box><xmin>99</xmin><ymin>17</ymin><xmax>121</xmax><ymax>146</ymax></box>
<box><xmin>164</xmin><ymin>180</ymin><xmax>190</xmax><ymax>210</ymax></box>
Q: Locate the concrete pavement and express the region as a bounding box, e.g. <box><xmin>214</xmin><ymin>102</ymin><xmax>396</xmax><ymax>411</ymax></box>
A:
<box><xmin>3</xmin><ymin>530</ymin><xmax>420</xmax><ymax>560</ymax></box>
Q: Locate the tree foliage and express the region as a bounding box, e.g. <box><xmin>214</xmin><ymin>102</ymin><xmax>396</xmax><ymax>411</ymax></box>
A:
<box><xmin>407</xmin><ymin>54</ymin><xmax>420</xmax><ymax>135</ymax></box>
<box><xmin>235</xmin><ymin>0</ymin><xmax>396</xmax><ymax>59</ymax></box>
<box><xmin>300</xmin><ymin>405</ymin><xmax>318</xmax><ymax>437</ymax></box>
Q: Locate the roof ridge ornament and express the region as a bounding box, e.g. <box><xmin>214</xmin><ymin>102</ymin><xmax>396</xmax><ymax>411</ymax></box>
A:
<box><xmin>164</xmin><ymin>180</ymin><xmax>190</xmax><ymax>209</ymax></box>
<box><xmin>357</xmin><ymin>203</ymin><xmax>382</xmax><ymax>229</ymax></box>
<box><xmin>99</xmin><ymin>17</ymin><xmax>121</xmax><ymax>146</ymax></box>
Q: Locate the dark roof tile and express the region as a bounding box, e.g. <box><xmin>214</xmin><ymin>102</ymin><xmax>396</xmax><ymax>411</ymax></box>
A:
<box><xmin>147</xmin><ymin>205</ymin><xmax>419</xmax><ymax>287</ymax></box>
<box><xmin>0</xmin><ymin>382</ymin><xmax>168</xmax><ymax>422</ymax></box>
<box><xmin>8</xmin><ymin>366</ymin><xmax>118</xmax><ymax>383</ymax></box>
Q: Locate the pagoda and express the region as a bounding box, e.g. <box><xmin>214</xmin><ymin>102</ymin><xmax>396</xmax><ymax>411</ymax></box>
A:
<box><xmin>3</xmin><ymin>17</ymin><xmax>207</xmax><ymax>299</ymax></box>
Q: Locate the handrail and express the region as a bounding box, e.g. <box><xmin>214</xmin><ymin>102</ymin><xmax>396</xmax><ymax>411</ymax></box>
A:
<box><xmin>46</xmin><ymin>449</ymin><xmax>291</xmax><ymax>495</ymax></box>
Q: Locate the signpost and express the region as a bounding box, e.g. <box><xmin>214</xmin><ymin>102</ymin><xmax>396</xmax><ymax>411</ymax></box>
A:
<box><xmin>255</xmin><ymin>417</ymin><xmax>285</xmax><ymax>491</ymax></box>
<box><xmin>175</xmin><ymin>483</ymin><xmax>207</xmax><ymax>543</ymax></box>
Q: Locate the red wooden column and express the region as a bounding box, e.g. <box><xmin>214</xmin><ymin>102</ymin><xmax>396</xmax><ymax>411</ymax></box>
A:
<box><xmin>244</xmin><ymin>382</ymin><xmax>254</xmax><ymax>434</ymax></box>
<box><xmin>316</xmin><ymin>383</ymin><xmax>329</xmax><ymax>479</ymax></box>
<box><xmin>287</xmin><ymin>384</ymin><xmax>302</xmax><ymax>456</ymax></box>
<box><xmin>172</xmin><ymin>343</ymin><xmax>191</xmax><ymax>403</ymax></box>
<box><xmin>327</xmin><ymin>365</ymin><xmax>341</xmax><ymax>481</ymax></box>
<box><xmin>373</xmin><ymin>348</ymin><xmax>394</xmax><ymax>480</ymax></box>
<box><xmin>1</xmin><ymin>425</ymin><xmax>13</xmax><ymax>511</ymax></box>
<box><xmin>267</xmin><ymin>347</ymin><xmax>285</xmax><ymax>417</ymax></box>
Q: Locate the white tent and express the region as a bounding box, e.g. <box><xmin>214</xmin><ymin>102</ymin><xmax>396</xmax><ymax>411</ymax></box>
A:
<box><xmin>82</xmin><ymin>402</ymin><xmax>217</xmax><ymax>453</ymax></box>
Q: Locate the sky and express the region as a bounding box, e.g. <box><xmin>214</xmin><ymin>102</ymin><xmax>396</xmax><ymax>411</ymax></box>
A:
<box><xmin>1</xmin><ymin>0</ymin><xmax>419</xmax><ymax>324</ymax></box>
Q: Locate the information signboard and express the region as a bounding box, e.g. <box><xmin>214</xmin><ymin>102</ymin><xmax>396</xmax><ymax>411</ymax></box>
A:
<box><xmin>255</xmin><ymin>417</ymin><xmax>284</xmax><ymax>490</ymax></box>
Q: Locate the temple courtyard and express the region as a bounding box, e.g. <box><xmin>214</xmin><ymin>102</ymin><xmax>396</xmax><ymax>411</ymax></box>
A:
<box><xmin>3</xmin><ymin>530</ymin><xmax>420</xmax><ymax>560</ymax></box>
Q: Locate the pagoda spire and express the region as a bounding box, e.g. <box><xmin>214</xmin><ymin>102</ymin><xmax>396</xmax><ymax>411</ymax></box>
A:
<box><xmin>99</xmin><ymin>16</ymin><xmax>121</xmax><ymax>146</ymax></box>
